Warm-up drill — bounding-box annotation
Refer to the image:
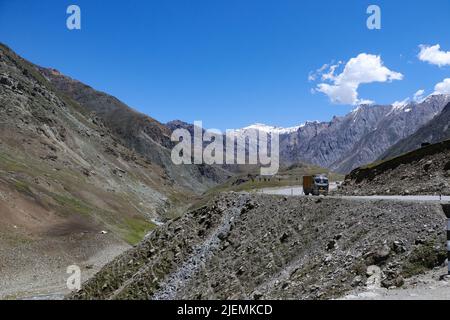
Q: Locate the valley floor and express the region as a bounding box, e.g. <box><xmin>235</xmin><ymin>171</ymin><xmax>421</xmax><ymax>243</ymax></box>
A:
<box><xmin>0</xmin><ymin>232</ymin><xmax>129</xmax><ymax>300</ymax></box>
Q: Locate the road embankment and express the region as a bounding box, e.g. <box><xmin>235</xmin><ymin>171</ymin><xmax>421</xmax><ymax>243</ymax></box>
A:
<box><xmin>70</xmin><ymin>192</ymin><xmax>447</xmax><ymax>300</ymax></box>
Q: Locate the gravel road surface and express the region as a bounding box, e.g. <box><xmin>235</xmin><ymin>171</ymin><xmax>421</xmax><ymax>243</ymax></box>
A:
<box><xmin>257</xmin><ymin>185</ymin><xmax>450</xmax><ymax>202</ymax></box>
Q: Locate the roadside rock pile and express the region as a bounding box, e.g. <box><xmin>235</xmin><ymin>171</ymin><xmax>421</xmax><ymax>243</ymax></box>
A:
<box><xmin>70</xmin><ymin>193</ymin><xmax>447</xmax><ymax>300</ymax></box>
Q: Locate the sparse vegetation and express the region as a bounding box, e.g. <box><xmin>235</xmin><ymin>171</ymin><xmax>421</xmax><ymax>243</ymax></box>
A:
<box><xmin>52</xmin><ymin>194</ymin><xmax>93</xmax><ymax>216</ymax></box>
<box><xmin>122</xmin><ymin>217</ymin><xmax>157</xmax><ymax>245</ymax></box>
<box><xmin>13</xmin><ymin>180</ymin><xmax>33</xmax><ymax>197</ymax></box>
<box><xmin>402</xmin><ymin>241</ymin><xmax>447</xmax><ymax>278</ymax></box>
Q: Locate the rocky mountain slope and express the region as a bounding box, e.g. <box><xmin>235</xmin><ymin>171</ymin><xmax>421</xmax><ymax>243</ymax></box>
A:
<box><xmin>0</xmin><ymin>43</ymin><xmax>170</xmax><ymax>239</ymax></box>
<box><xmin>381</xmin><ymin>102</ymin><xmax>450</xmax><ymax>160</ymax></box>
<box><xmin>338</xmin><ymin>140</ymin><xmax>450</xmax><ymax>196</ymax></box>
<box><xmin>278</xmin><ymin>95</ymin><xmax>450</xmax><ymax>173</ymax></box>
<box><xmin>70</xmin><ymin>193</ymin><xmax>447</xmax><ymax>300</ymax></box>
<box><xmin>0</xmin><ymin>43</ymin><xmax>228</xmax><ymax>298</ymax></box>
<box><xmin>39</xmin><ymin>68</ymin><xmax>231</xmax><ymax>194</ymax></box>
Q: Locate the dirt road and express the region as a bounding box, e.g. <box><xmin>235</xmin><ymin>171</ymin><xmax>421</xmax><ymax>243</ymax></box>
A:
<box><xmin>257</xmin><ymin>186</ymin><xmax>450</xmax><ymax>202</ymax></box>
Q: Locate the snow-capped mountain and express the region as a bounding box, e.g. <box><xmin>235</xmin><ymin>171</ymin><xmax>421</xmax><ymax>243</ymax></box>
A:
<box><xmin>168</xmin><ymin>94</ymin><xmax>450</xmax><ymax>174</ymax></box>
<box><xmin>235</xmin><ymin>123</ymin><xmax>303</xmax><ymax>135</ymax></box>
<box><xmin>278</xmin><ymin>94</ymin><xmax>450</xmax><ymax>173</ymax></box>
<box><xmin>233</xmin><ymin>94</ymin><xmax>450</xmax><ymax>173</ymax></box>
<box><xmin>381</xmin><ymin>95</ymin><xmax>450</xmax><ymax>160</ymax></box>
<box><xmin>235</xmin><ymin>121</ymin><xmax>326</xmax><ymax>135</ymax></box>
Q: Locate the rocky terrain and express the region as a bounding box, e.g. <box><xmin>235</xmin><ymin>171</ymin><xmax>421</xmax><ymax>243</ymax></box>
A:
<box><xmin>2</xmin><ymin>40</ymin><xmax>449</xmax><ymax>300</ymax></box>
<box><xmin>338</xmin><ymin>139</ymin><xmax>450</xmax><ymax>196</ymax></box>
<box><xmin>70</xmin><ymin>193</ymin><xmax>447</xmax><ymax>300</ymax></box>
<box><xmin>341</xmin><ymin>266</ymin><xmax>450</xmax><ymax>300</ymax></box>
<box><xmin>381</xmin><ymin>102</ymin><xmax>450</xmax><ymax>160</ymax></box>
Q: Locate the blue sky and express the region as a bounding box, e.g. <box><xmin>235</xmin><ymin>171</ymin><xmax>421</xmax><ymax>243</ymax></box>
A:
<box><xmin>1</xmin><ymin>0</ymin><xmax>450</xmax><ymax>129</ymax></box>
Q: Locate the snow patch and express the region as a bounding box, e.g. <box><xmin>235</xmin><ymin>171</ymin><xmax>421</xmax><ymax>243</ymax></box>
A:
<box><xmin>235</xmin><ymin>123</ymin><xmax>309</xmax><ymax>135</ymax></box>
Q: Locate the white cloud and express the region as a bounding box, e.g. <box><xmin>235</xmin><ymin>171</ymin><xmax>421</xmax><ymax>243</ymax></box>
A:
<box><xmin>418</xmin><ymin>44</ymin><xmax>450</xmax><ymax>67</ymax></box>
<box><xmin>413</xmin><ymin>89</ymin><xmax>425</xmax><ymax>102</ymax></box>
<box><xmin>308</xmin><ymin>61</ymin><xmax>344</xmax><ymax>83</ymax></box>
<box><xmin>321</xmin><ymin>62</ymin><xmax>342</xmax><ymax>81</ymax></box>
<box><xmin>316</xmin><ymin>82</ymin><xmax>358</xmax><ymax>105</ymax></box>
<box><xmin>434</xmin><ymin>78</ymin><xmax>450</xmax><ymax>94</ymax></box>
<box><xmin>313</xmin><ymin>53</ymin><xmax>403</xmax><ymax>105</ymax></box>
<box><xmin>308</xmin><ymin>64</ymin><xmax>326</xmax><ymax>81</ymax></box>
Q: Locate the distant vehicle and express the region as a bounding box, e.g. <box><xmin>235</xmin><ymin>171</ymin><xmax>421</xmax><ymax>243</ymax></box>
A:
<box><xmin>303</xmin><ymin>174</ymin><xmax>329</xmax><ymax>196</ymax></box>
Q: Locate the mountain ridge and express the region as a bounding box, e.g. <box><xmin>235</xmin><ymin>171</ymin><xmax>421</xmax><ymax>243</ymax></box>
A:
<box><xmin>200</xmin><ymin>95</ymin><xmax>450</xmax><ymax>174</ymax></box>
<box><xmin>38</xmin><ymin>66</ymin><xmax>232</xmax><ymax>193</ymax></box>
<box><xmin>380</xmin><ymin>101</ymin><xmax>450</xmax><ymax>160</ymax></box>
<box><xmin>260</xmin><ymin>95</ymin><xmax>450</xmax><ymax>173</ymax></box>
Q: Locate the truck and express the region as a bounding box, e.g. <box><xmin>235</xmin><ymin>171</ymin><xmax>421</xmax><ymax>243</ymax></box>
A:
<box><xmin>303</xmin><ymin>174</ymin><xmax>329</xmax><ymax>196</ymax></box>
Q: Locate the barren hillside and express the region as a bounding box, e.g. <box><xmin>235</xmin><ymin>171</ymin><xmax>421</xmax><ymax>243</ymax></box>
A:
<box><xmin>338</xmin><ymin>140</ymin><xmax>450</xmax><ymax>196</ymax></box>
<box><xmin>0</xmin><ymin>43</ymin><xmax>226</xmax><ymax>298</ymax></box>
<box><xmin>70</xmin><ymin>193</ymin><xmax>447</xmax><ymax>300</ymax></box>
